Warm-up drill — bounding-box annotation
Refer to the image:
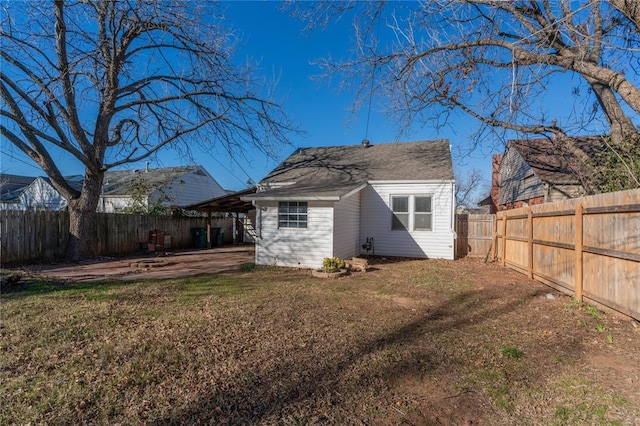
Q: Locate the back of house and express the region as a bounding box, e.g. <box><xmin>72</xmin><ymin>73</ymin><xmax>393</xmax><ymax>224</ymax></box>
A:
<box><xmin>243</xmin><ymin>140</ymin><xmax>456</xmax><ymax>269</ymax></box>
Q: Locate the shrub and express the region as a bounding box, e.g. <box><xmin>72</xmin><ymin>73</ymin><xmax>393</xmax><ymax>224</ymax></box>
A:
<box><xmin>322</xmin><ymin>257</ymin><xmax>346</xmax><ymax>273</ymax></box>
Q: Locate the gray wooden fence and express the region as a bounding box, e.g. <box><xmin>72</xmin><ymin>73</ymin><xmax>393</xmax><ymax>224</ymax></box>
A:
<box><xmin>0</xmin><ymin>210</ymin><xmax>233</xmax><ymax>264</ymax></box>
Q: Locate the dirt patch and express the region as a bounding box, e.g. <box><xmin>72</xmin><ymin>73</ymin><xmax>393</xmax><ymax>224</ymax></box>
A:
<box><xmin>2</xmin><ymin>255</ymin><xmax>639</xmax><ymax>425</ymax></box>
<box><xmin>9</xmin><ymin>245</ymin><xmax>255</xmax><ymax>282</ymax></box>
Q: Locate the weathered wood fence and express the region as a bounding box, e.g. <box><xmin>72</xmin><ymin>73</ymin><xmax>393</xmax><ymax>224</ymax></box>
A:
<box><xmin>455</xmin><ymin>213</ymin><xmax>494</xmax><ymax>259</ymax></box>
<box><xmin>0</xmin><ymin>211</ymin><xmax>233</xmax><ymax>264</ymax></box>
<box><xmin>495</xmin><ymin>189</ymin><xmax>639</xmax><ymax>321</ymax></box>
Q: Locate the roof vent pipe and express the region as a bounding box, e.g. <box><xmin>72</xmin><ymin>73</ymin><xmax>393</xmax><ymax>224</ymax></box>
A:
<box><xmin>361</xmin><ymin>139</ymin><xmax>370</xmax><ymax>147</ymax></box>
<box><xmin>145</xmin><ymin>161</ymin><xmax>149</xmax><ymax>172</ymax></box>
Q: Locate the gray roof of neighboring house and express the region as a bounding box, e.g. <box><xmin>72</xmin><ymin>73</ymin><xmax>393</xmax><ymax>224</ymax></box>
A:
<box><xmin>1</xmin><ymin>173</ymin><xmax>86</xmax><ymax>202</ymax></box>
<box><xmin>101</xmin><ymin>166</ymin><xmax>204</xmax><ymax>196</ymax></box>
<box><xmin>244</xmin><ymin>140</ymin><xmax>453</xmax><ymax>200</ymax></box>
<box><xmin>507</xmin><ymin>136</ymin><xmax>608</xmax><ymax>185</ymax></box>
<box><xmin>1</xmin><ymin>167</ymin><xmax>209</xmax><ymax>201</ymax></box>
<box><xmin>0</xmin><ymin>174</ymin><xmax>38</xmax><ymax>202</ymax></box>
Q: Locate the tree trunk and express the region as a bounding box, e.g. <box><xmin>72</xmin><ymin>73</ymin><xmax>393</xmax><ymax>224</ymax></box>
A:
<box><xmin>586</xmin><ymin>77</ymin><xmax>638</xmax><ymax>148</ymax></box>
<box><xmin>65</xmin><ymin>172</ymin><xmax>104</xmax><ymax>261</ymax></box>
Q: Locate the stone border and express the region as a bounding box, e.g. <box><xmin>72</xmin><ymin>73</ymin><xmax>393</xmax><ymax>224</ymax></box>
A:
<box><xmin>311</xmin><ymin>269</ymin><xmax>349</xmax><ymax>279</ymax></box>
<box><xmin>129</xmin><ymin>260</ymin><xmax>175</xmax><ymax>269</ymax></box>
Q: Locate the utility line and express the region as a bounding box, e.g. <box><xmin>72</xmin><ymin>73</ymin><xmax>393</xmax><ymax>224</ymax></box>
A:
<box><xmin>364</xmin><ymin>8</ymin><xmax>383</xmax><ymax>141</ymax></box>
<box><xmin>0</xmin><ymin>150</ymin><xmax>43</xmax><ymax>173</ymax></box>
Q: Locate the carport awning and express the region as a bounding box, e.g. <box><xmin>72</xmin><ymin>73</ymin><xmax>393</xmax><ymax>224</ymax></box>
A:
<box><xmin>185</xmin><ymin>187</ymin><xmax>256</xmax><ymax>213</ymax></box>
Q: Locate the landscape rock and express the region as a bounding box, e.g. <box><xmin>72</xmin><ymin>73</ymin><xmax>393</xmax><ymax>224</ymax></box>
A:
<box><xmin>0</xmin><ymin>273</ymin><xmax>22</xmax><ymax>291</ymax></box>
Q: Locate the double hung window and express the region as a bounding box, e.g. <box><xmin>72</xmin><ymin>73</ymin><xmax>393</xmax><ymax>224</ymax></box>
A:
<box><xmin>391</xmin><ymin>196</ymin><xmax>410</xmax><ymax>230</ymax></box>
<box><xmin>391</xmin><ymin>195</ymin><xmax>433</xmax><ymax>231</ymax></box>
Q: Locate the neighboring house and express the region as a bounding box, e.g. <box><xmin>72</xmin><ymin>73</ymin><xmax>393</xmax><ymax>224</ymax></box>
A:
<box><xmin>0</xmin><ymin>174</ymin><xmax>68</xmax><ymax>211</ymax></box>
<box><xmin>489</xmin><ymin>136</ymin><xmax>607</xmax><ymax>211</ymax></box>
<box><xmin>242</xmin><ymin>140</ymin><xmax>456</xmax><ymax>269</ymax></box>
<box><xmin>98</xmin><ymin>165</ymin><xmax>226</xmax><ymax>213</ymax></box>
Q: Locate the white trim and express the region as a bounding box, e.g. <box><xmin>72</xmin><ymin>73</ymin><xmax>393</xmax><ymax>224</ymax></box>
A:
<box><xmin>242</xmin><ymin>183</ymin><xmax>368</xmax><ymax>203</ymax></box>
<box><xmin>245</xmin><ymin>195</ymin><xmax>341</xmax><ymax>201</ymax></box>
<box><xmin>450</xmin><ymin>182</ymin><xmax>456</xmax><ymax>233</ymax></box>
<box><xmin>340</xmin><ymin>183</ymin><xmax>368</xmax><ymax>199</ymax></box>
<box><xmin>257</xmin><ymin>181</ymin><xmax>296</xmax><ymax>192</ymax></box>
<box><xmin>277</xmin><ymin>201</ymin><xmax>308</xmax><ymax>229</ymax></box>
<box><xmin>389</xmin><ymin>193</ymin><xmax>434</xmax><ymax>232</ymax></box>
<box><xmin>369</xmin><ymin>179</ymin><xmax>454</xmax><ymax>185</ymax></box>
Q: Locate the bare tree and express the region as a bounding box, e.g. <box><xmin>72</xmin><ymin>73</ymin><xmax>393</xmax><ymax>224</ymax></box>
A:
<box><xmin>293</xmin><ymin>1</ymin><xmax>639</xmax><ymax>187</ymax></box>
<box><xmin>455</xmin><ymin>167</ymin><xmax>486</xmax><ymax>209</ymax></box>
<box><xmin>1</xmin><ymin>0</ymin><xmax>294</xmax><ymax>260</ymax></box>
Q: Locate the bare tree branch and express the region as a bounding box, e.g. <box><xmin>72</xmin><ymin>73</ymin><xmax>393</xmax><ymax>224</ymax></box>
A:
<box><xmin>455</xmin><ymin>167</ymin><xmax>486</xmax><ymax>209</ymax></box>
<box><xmin>1</xmin><ymin>0</ymin><xmax>295</xmax><ymax>260</ymax></box>
<box><xmin>298</xmin><ymin>1</ymin><xmax>639</xmax><ymax>147</ymax></box>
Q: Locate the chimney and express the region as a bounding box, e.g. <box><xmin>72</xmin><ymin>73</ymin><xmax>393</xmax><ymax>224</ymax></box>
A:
<box><xmin>361</xmin><ymin>139</ymin><xmax>370</xmax><ymax>147</ymax></box>
<box><xmin>490</xmin><ymin>154</ymin><xmax>502</xmax><ymax>213</ymax></box>
<box><xmin>145</xmin><ymin>161</ymin><xmax>149</xmax><ymax>173</ymax></box>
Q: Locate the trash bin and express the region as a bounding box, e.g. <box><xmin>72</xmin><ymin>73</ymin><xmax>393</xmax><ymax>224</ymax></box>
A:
<box><xmin>191</xmin><ymin>228</ymin><xmax>207</xmax><ymax>249</ymax></box>
<box><xmin>217</xmin><ymin>228</ymin><xmax>224</xmax><ymax>247</ymax></box>
<box><xmin>211</xmin><ymin>227</ymin><xmax>220</xmax><ymax>247</ymax></box>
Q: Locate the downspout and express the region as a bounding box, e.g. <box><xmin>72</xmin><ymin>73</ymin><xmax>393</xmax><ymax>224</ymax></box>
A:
<box><xmin>451</xmin><ymin>181</ymin><xmax>457</xmax><ymax>259</ymax></box>
<box><xmin>232</xmin><ymin>212</ymin><xmax>237</xmax><ymax>245</ymax></box>
<box><xmin>251</xmin><ymin>200</ymin><xmax>262</xmax><ymax>239</ymax></box>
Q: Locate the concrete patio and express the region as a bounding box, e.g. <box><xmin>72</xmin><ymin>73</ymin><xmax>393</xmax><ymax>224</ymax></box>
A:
<box><xmin>18</xmin><ymin>245</ymin><xmax>255</xmax><ymax>283</ymax></box>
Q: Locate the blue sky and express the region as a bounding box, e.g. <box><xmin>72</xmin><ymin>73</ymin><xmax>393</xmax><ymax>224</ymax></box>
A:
<box><xmin>0</xmin><ymin>1</ymin><xmax>611</xmax><ymax>195</ymax></box>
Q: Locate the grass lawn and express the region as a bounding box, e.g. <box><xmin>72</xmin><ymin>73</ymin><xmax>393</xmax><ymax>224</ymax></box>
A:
<box><xmin>2</xmin><ymin>258</ymin><xmax>639</xmax><ymax>425</ymax></box>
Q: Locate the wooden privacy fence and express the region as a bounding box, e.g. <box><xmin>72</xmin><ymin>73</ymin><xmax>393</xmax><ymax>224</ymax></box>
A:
<box><xmin>495</xmin><ymin>188</ymin><xmax>639</xmax><ymax>321</ymax></box>
<box><xmin>0</xmin><ymin>210</ymin><xmax>233</xmax><ymax>264</ymax></box>
<box><xmin>455</xmin><ymin>213</ymin><xmax>494</xmax><ymax>259</ymax></box>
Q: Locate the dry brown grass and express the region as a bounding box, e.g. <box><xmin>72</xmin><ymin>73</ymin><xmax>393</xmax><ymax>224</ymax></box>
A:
<box><xmin>2</xmin><ymin>258</ymin><xmax>639</xmax><ymax>425</ymax></box>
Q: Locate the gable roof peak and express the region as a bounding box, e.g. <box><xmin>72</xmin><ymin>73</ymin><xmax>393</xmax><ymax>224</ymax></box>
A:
<box><xmin>262</xmin><ymin>139</ymin><xmax>453</xmax><ymax>186</ymax></box>
<box><xmin>505</xmin><ymin>135</ymin><xmax>607</xmax><ymax>185</ymax></box>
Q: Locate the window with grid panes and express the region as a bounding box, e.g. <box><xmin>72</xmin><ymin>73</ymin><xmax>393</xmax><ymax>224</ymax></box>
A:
<box><xmin>278</xmin><ymin>201</ymin><xmax>308</xmax><ymax>228</ymax></box>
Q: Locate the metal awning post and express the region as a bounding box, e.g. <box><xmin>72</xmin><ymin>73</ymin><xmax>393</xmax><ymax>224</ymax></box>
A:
<box><xmin>207</xmin><ymin>211</ymin><xmax>212</xmax><ymax>248</ymax></box>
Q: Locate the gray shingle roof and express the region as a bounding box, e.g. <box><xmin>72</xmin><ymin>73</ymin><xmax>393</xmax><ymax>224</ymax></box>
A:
<box><xmin>0</xmin><ymin>174</ymin><xmax>38</xmax><ymax>202</ymax></box>
<box><xmin>508</xmin><ymin>136</ymin><xmax>608</xmax><ymax>185</ymax></box>
<box><xmin>245</xmin><ymin>140</ymin><xmax>453</xmax><ymax>200</ymax></box>
<box><xmin>102</xmin><ymin>166</ymin><xmax>202</xmax><ymax>196</ymax></box>
<box><xmin>1</xmin><ymin>174</ymin><xmax>86</xmax><ymax>201</ymax></box>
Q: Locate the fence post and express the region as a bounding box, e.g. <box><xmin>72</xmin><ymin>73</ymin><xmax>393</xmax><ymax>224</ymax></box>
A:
<box><xmin>492</xmin><ymin>214</ymin><xmax>498</xmax><ymax>261</ymax></box>
<box><xmin>528</xmin><ymin>209</ymin><xmax>533</xmax><ymax>279</ymax></box>
<box><xmin>575</xmin><ymin>203</ymin><xmax>583</xmax><ymax>301</ymax></box>
<box><xmin>501</xmin><ymin>212</ymin><xmax>507</xmax><ymax>267</ymax></box>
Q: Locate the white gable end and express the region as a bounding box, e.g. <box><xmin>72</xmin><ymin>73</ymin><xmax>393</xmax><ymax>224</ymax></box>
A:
<box><xmin>3</xmin><ymin>178</ymin><xmax>68</xmax><ymax>211</ymax></box>
<box><xmin>153</xmin><ymin>168</ymin><xmax>226</xmax><ymax>208</ymax></box>
<box><xmin>360</xmin><ymin>181</ymin><xmax>455</xmax><ymax>259</ymax></box>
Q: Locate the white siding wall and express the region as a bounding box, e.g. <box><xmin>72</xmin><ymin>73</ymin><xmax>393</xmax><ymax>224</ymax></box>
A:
<box><xmin>97</xmin><ymin>168</ymin><xmax>227</xmax><ymax>213</ymax></box>
<box><xmin>360</xmin><ymin>182</ymin><xmax>455</xmax><ymax>259</ymax></box>
<box><xmin>333</xmin><ymin>191</ymin><xmax>360</xmax><ymax>260</ymax></box>
<box><xmin>0</xmin><ymin>178</ymin><xmax>67</xmax><ymax>211</ymax></box>
<box><xmin>153</xmin><ymin>168</ymin><xmax>226</xmax><ymax>208</ymax></box>
<box><xmin>99</xmin><ymin>196</ymin><xmax>136</xmax><ymax>213</ymax></box>
<box><xmin>254</xmin><ymin>200</ymin><xmax>334</xmax><ymax>268</ymax></box>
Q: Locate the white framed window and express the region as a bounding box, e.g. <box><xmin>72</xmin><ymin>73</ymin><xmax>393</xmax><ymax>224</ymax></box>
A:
<box><xmin>278</xmin><ymin>201</ymin><xmax>308</xmax><ymax>228</ymax></box>
<box><xmin>391</xmin><ymin>195</ymin><xmax>433</xmax><ymax>231</ymax></box>
<box><xmin>391</xmin><ymin>196</ymin><xmax>410</xmax><ymax>231</ymax></box>
<box><xmin>414</xmin><ymin>196</ymin><xmax>432</xmax><ymax>231</ymax></box>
